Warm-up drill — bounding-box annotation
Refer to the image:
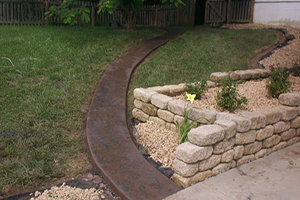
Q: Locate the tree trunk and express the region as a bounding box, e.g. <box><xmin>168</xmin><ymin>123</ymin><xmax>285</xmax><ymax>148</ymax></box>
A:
<box><xmin>126</xmin><ymin>11</ymin><xmax>136</xmax><ymax>30</ymax></box>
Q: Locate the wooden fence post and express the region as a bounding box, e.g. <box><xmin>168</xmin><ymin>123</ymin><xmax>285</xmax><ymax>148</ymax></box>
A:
<box><xmin>250</xmin><ymin>0</ymin><xmax>255</xmax><ymax>23</ymax></box>
<box><xmin>154</xmin><ymin>5</ymin><xmax>158</xmax><ymax>27</ymax></box>
<box><xmin>45</xmin><ymin>1</ymin><xmax>49</xmax><ymax>26</ymax></box>
<box><xmin>91</xmin><ymin>5</ymin><xmax>95</xmax><ymax>26</ymax></box>
<box><xmin>226</xmin><ymin>0</ymin><xmax>231</xmax><ymax>24</ymax></box>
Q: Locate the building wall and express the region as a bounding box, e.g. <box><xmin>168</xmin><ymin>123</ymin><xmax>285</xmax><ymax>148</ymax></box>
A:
<box><xmin>253</xmin><ymin>0</ymin><xmax>300</xmax><ymax>27</ymax></box>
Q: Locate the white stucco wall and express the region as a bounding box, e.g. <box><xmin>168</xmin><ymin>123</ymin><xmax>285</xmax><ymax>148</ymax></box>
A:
<box><xmin>253</xmin><ymin>0</ymin><xmax>300</xmax><ymax>27</ymax></box>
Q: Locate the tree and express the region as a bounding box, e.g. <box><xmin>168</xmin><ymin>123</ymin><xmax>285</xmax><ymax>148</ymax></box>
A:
<box><xmin>46</xmin><ymin>0</ymin><xmax>184</xmax><ymax>30</ymax></box>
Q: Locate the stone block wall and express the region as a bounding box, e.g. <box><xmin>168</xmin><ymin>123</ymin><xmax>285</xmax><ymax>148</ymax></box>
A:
<box><xmin>132</xmin><ymin>68</ymin><xmax>300</xmax><ymax>188</ymax></box>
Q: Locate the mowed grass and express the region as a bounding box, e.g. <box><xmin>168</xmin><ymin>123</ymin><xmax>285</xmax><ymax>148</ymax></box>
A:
<box><xmin>0</xmin><ymin>26</ymin><xmax>165</xmax><ymax>194</ymax></box>
<box><xmin>130</xmin><ymin>26</ymin><xmax>278</xmax><ymax>89</ymax></box>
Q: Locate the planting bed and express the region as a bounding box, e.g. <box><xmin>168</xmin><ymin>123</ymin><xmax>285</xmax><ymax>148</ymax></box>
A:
<box><xmin>133</xmin><ymin>68</ymin><xmax>300</xmax><ymax>187</ymax></box>
<box><xmin>133</xmin><ymin>25</ymin><xmax>300</xmax><ymax>188</ymax></box>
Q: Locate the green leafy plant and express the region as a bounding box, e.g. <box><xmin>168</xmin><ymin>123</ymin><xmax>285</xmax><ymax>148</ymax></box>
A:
<box><xmin>266</xmin><ymin>67</ymin><xmax>291</xmax><ymax>98</ymax></box>
<box><xmin>290</xmin><ymin>61</ymin><xmax>300</xmax><ymax>77</ymax></box>
<box><xmin>45</xmin><ymin>0</ymin><xmax>90</xmax><ymax>26</ymax></box>
<box><xmin>216</xmin><ymin>76</ymin><xmax>248</xmax><ymax>112</ymax></box>
<box><xmin>184</xmin><ymin>80</ymin><xmax>207</xmax><ymax>100</ymax></box>
<box><xmin>175</xmin><ymin>109</ymin><xmax>198</xmax><ymax>144</ymax></box>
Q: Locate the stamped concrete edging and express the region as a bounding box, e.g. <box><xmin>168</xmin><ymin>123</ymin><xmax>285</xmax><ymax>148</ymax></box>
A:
<box><xmin>132</xmin><ymin>69</ymin><xmax>300</xmax><ymax>188</ymax></box>
<box><xmin>85</xmin><ymin>29</ymin><xmax>185</xmax><ymax>200</ymax></box>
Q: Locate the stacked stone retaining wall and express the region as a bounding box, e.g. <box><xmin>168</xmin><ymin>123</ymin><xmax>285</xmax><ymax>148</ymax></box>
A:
<box><xmin>132</xmin><ymin>68</ymin><xmax>300</xmax><ymax>188</ymax></box>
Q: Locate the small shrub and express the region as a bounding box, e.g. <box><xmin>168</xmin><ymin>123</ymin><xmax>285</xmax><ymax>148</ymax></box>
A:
<box><xmin>216</xmin><ymin>76</ymin><xmax>248</xmax><ymax>112</ymax></box>
<box><xmin>184</xmin><ymin>80</ymin><xmax>207</xmax><ymax>100</ymax></box>
<box><xmin>266</xmin><ymin>67</ymin><xmax>291</xmax><ymax>98</ymax></box>
<box><xmin>290</xmin><ymin>61</ymin><xmax>300</xmax><ymax>77</ymax></box>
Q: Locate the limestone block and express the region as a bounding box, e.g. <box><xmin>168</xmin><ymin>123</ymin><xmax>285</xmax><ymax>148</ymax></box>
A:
<box><xmin>230</xmin><ymin>70</ymin><xmax>249</xmax><ymax>80</ymax></box>
<box><xmin>166</xmin><ymin>122</ymin><xmax>177</xmax><ymax>132</ymax></box>
<box><xmin>273</xmin><ymin>121</ymin><xmax>290</xmax><ymax>133</ymax></box>
<box><xmin>217</xmin><ymin>113</ymin><xmax>251</xmax><ymax>132</ymax></box>
<box><xmin>132</xmin><ymin>108</ymin><xmax>149</xmax><ymax>122</ymax></box>
<box><xmin>279</xmin><ymin>105</ymin><xmax>299</xmax><ymax>121</ymax></box>
<box><xmin>198</xmin><ymin>155</ymin><xmax>221</xmax><ymax>171</ymax></box>
<box><xmin>280</xmin><ymin>129</ymin><xmax>296</xmax><ymax>141</ymax></box>
<box><xmin>175</xmin><ymin>142</ymin><xmax>213</xmax><ymax>164</ymax></box>
<box><xmin>188</xmin><ymin>125</ymin><xmax>225</xmax><ymax>146</ymax></box>
<box><xmin>149</xmin><ymin>117</ymin><xmax>166</xmax><ymax>127</ymax></box>
<box><xmin>210</xmin><ymin>72</ymin><xmax>229</xmax><ymax>82</ymax></box>
<box><xmin>237</xmin><ymin>155</ymin><xmax>255</xmax><ymax>166</ymax></box>
<box><xmin>247</xmin><ymin>69</ymin><xmax>261</xmax><ymax>79</ymax></box>
<box><xmin>259</xmin><ymin>107</ymin><xmax>282</xmax><ymax>125</ymax></box>
<box><xmin>238</xmin><ymin>111</ymin><xmax>266</xmax><ymax>130</ymax></box>
<box><xmin>171</xmin><ymin>171</ymin><xmax>212</xmax><ymax>188</ymax></box>
<box><xmin>141</xmin><ymin>103</ymin><xmax>158</xmax><ymax>116</ymax></box>
<box><xmin>244</xmin><ymin>141</ymin><xmax>262</xmax><ymax>155</ymax></box>
<box><xmin>157</xmin><ymin>109</ymin><xmax>174</xmax><ymax>123</ymax></box>
<box><xmin>291</xmin><ymin>117</ymin><xmax>300</xmax><ymax>128</ymax></box>
<box><xmin>151</xmin><ymin>94</ymin><xmax>173</xmax><ymax>109</ymax></box>
<box><xmin>254</xmin><ymin>68</ymin><xmax>270</xmax><ymax>78</ymax></box>
<box><xmin>262</xmin><ymin>135</ymin><xmax>281</xmax><ymax>148</ymax></box>
<box><xmin>189</xmin><ymin>171</ymin><xmax>213</xmax><ymax>185</ymax></box>
<box><xmin>147</xmin><ymin>86</ymin><xmax>169</xmax><ymax>95</ymax></box>
<box><xmin>287</xmin><ymin>137</ymin><xmax>300</xmax><ymax>146</ymax></box>
<box><xmin>297</xmin><ymin>128</ymin><xmax>300</xmax><ymax>136</ymax></box>
<box><xmin>233</xmin><ymin>145</ymin><xmax>244</xmax><ymax>160</ymax></box>
<box><xmin>188</xmin><ymin>107</ymin><xmax>217</xmax><ymax>124</ymax></box>
<box><xmin>236</xmin><ymin>130</ymin><xmax>256</xmax><ymax>145</ymax></box>
<box><xmin>214</xmin><ymin>119</ymin><xmax>237</xmax><ymax>139</ymax></box>
<box><xmin>172</xmin><ymin>159</ymin><xmax>198</xmax><ymax>177</ymax></box>
<box><xmin>272</xmin><ymin>142</ymin><xmax>287</xmax><ymax>152</ymax></box>
<box><xmin>231</xmin><ymin>160</ymin><xmax>237</xmax><ymax>168</ymax></box>
<box><xmin>174</xmin><ymin>115</ymin><xmax>193</xmax><ymax>125</ymax></box>
<box><xmin>278</xmin><ymin>92</ymin><xmax>300</xmax><ymax>106</ymax></box>
<box><xmin>213</xmin><ymin>138</ymin><xmax>235</xmax><ymax>154</ymax></box>
<box><xmin>134</xmin><ymin>99</ymin><xmax>143</xmax><ymax>109</ymax></box>
<box><xmin>168</xmin><ymin>100</ymin><xmax>186</xmax><ymax>116</ymax></box>
<box><xmin>221</xmin><ymin>150</ymin><xmax>234</xmax><ymax>163</ymax></box>
<box><xmin>164</xmin><ymin>84</ymin><xmax>184</xmax><ymax>96</ymax></box>
<box><xmin>212</xmin><ymin>161</ymin><xmax>235</xmax><ymax>175</ymax></box>
<box><xmin>256</xmin><ymin>125</ymin><xmax>274</xmax><ymax>141</ymax></box>
<box><xmin>207</xmin><ymin>81</ymin><xmax>216</xmax><ymax>88</ymax></box>
<box><xmin>255</xmin><ymin>149</ymin><xmax>271</xmax><ymax>159</ymax></box>
<box><xmin>133</xmin><ymin>88</ymin><xmax>157</xmax><ymax>103</ymax></box>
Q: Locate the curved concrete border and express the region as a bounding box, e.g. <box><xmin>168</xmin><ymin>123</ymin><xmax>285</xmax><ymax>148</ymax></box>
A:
<box><xmin>249</xmin><ymin>29</ymin><xmax>293</xmax><ymax>69</ymax></box>
<box><xmin>85</xmin><ymin>29</ymin><xmax>185</xmax><ymax>200</ymax></box>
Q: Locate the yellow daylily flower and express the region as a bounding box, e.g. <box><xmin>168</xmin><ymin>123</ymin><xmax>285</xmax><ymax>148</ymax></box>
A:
<box><xmin>186</xmin><ymin>92</ymin><xmax>196</xmax><ymax>104</ymax></box>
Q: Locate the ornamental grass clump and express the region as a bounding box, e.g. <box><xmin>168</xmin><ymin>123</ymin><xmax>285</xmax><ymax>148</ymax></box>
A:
<box><xmin>216</xmin><ymin>76</ymin><xmax>248</xmax><ymax>112</ymax></box>
<box><xmin>266</xmin><ymin>67</ymin><xmax>291</xmax><ymax>98</ymax></box>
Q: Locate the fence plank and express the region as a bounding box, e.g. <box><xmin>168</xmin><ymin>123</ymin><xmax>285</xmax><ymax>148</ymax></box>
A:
<box><xmin>0</xmin><ymin>0</ymin><xmax>192</xmax><ymax>26</ymax></box>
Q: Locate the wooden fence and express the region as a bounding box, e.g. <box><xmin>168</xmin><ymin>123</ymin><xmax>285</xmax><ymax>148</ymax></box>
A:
<box><xmin>0</xmin><ymin>0</ymin><xmax>194</xmax><ymax>26</ymax></box>
<box><xmin>205</xmin><ymin>0</ymin><xmax>254</xmax><ymax>24</ymax></box>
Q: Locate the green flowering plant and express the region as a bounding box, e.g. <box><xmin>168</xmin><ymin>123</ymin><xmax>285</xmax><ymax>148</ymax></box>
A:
<box><xmin>184</xmin><ymin>80</ymin><xmax>207</xmax><ymax>100</ymax></box>
<box><xmin>176</xmin><ymin>92</ymin><xmax>206</xmax><ymax>144</ymax></box>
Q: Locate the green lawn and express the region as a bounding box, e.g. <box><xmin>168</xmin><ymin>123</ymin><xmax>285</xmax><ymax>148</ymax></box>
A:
<box><xmin>0</xmin><ymin>26</ymin><xmax>165</xmax><ymax>194</ymax></box>
<box><xmin>130</xmin><ymin>26</ymin><xmax>278</xmax><ymax>89</ymax></box>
